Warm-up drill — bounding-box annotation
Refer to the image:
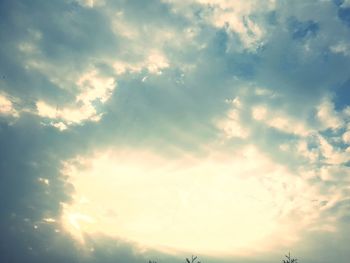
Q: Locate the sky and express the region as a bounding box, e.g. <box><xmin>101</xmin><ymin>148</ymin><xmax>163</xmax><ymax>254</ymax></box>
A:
<box><xmin>0</xmin><ymin>0</ymin><xmax>350</xmax><ymax>262</ymax></box>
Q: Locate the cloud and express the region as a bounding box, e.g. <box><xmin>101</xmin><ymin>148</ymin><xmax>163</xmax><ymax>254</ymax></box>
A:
<box><xmin>287</xmin><ymin>17</ymin><xmax>319</xmax><ymax>40</ymax></box>
<box><xmin>61</xmin><ymin>146</ymin><xmax>325</xmax><ymax>257</ymax></box>
<box><xmin>251</xmin><ymin>104</ymin><xmax>310</xmax><ymax>137</ymax></box>
<box><xmin>0</xmin><ymin>92</ymin><xmax>18</xmax><ymax>117</ymax></box>
<box><xmin>35</xmin><ymin>69</ymin><xmax>115</xmax><ymax>128</ymax></box>
<box><xmin>216</xmin><ymin>97</ymin><xmax>250</xmax><ymax>139</ymax></box>
<box><xmin>316</xmin><ymin>98</ymin><xmax>343</xmax><ymax>130</ymax></box>
<box><xmin>343</xmin><ymin>130</ymin><xmax>350</xmax><ymax>143</ymax></box>
<box><xmin>113</xmin><ymin>50</ymin><xmax>169</xmax><ymax>75</ymax></box>
<box><xmin>164</xmin><ymin>0</ymin><xmax>276</xmax><ymax>51</ymax></box>
<box><xmin>1</xmin><ymin>0</ymin><xmax>350</xmax><ymax>263</ymax></box>
<box><xmin>330</xmin><ymin>41</ymin><xmax>350</xmax><ymax>56</ymax></box>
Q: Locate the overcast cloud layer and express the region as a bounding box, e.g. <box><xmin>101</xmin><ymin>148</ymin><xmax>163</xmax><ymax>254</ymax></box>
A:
<box><xmin>1</xmin><ymin>0</ymin><xmax>350</xmax><ymax>263</ymax></box>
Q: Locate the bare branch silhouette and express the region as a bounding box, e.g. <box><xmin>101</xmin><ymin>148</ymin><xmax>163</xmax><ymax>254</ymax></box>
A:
<box><xmin>185</xmin><ymin>255</ymin><xmax>201</xmax><ymax>263</ymax></box>
<box><xmin>282</xmin><ymin>252</ymin><xmax>298</xmax><ymax>263</ymax></box>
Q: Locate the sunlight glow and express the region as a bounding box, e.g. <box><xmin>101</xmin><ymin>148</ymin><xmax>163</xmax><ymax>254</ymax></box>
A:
<box><xmin>61</xmin><ymin>146</ymin><xmax>320</xmax><ymax>256</ymax></box>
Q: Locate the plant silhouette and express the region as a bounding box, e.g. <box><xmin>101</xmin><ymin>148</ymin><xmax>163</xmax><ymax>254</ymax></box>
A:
<box><xmin>185</xmin><ymin>255</ymin><xmax>201</xmax><ymax>263</ymax></box>
<box><xmin>148</xmin><ymin>253</ymin><xmax>299</xmax><ymax>263</ymax></box>
<box><xmin>282</xmin><ymin>252</ymin><xmax>298</xmax><ymax>263</ymax></box>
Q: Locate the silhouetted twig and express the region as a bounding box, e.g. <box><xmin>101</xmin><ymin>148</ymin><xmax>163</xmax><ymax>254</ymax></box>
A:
<box><xmin>282</xmin><ymin>252</ymin><xmax>298</xmax><ymax>263</ymax></box>
<box><xmin>186</xmin><ymin>255</ymin><xmax>201</xmax><ymax>263</ymax></box>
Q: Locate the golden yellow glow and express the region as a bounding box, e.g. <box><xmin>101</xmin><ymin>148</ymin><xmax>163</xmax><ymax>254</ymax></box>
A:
<box><xmin>61</xmin><ymin>146</ymin><xmax>320</xmax><ymax>256</ymax></box>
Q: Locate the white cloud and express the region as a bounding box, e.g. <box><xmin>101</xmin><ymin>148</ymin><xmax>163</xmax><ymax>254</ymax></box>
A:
<box><xmin>330</xmin><ymin>42</ymin><xmax>350</xmax><ymax>56</ymax></box>
<box><xmin>109</xmin><ymin>8</ymin><xmax>200</xmax><ymax>76</ymax></box>
<box><xmin>251</xmin><ymin>105</ymin><xmax>311</xmax><ymax>136</ymax></box>
<box><xmin>76</xmin><ymin>0</ymin><xmax>105</xmax><ymax>8</ymax></box>
<box><xmin>36</xmin><ymin>100</ymin><xmax>100</xmax><ymax>124</ymax></box>
<box><xmin>51</xmin><ymin>122</ymin><xmax>68</xmax><ymax>131</ymax></box>
<box><xmin>113</xmin><ymin>50</ymin><xmax>169</xmax><ymax>75</ymax></box>
<box><xmin>317</xmin><ymin>99</ymin><xmax>343</xmax><ymax>130</ymax></box>
<box><xmin>216</xmin><ymin>114</ymin><xmax>250</xmax><ymax>139</ymax></box>
<box><xmin>319</xmin><ymin>165</ymin><xmax>350</xmax><ymax>182</ymax></box>
<box><xmin>0</xmin><ymin>93</ymin><xmax>18</xmax><ymax>117</ymax></box>
<box><xmin>212</xmin><ymin>11</ymin><xmax>264</xmax><ymax>50</ymax></box>
<box><xmin>36</xmin><ymin>70</ymin><xmax>115</xmax><ymax>128</ymax></box>
<box><xmin>288</xmin><ymin>133</ymin><xmax>349</xmax><ymax>167</ymax></box>
<box><xmin>297</xmin><ymin>140</ymin><xmax>319</xmax><ymax>163</ymax></box>
<box><xmin>318</xmin><ymin>135</ymin><xmax>349</xmax><ymax>165</ymax></box>
<box><xmin>36</xmin><ymin>101</ymin><xmax>57</xmax><ymax>119</ymax></box>
<box><xmin>76</xmin><ymin>70</ymin><xmax>115</xmax><ymax>104</ymax></box>
<box><xmin>216</xmin><ymin>98</ymin><xmax>249</xmax><ymax>139</ymax></box>
<box><xmin>248</xmin><ymin>95</ymin><xmax>345</xmax><ymax>139</ymax></box>
<box><xmin>164</xmin><ymin>0</ymin><xmax>275</xmax><ymax>51</ymax></box>
<box><xmin>255</xmin><ymin>87</ymin><xmax>277</xmax><ymax>97</ymax></box>
<box><xmin>252</xmin><ymin>105</ymin><xmax>267</xmax><ymax>121</ymax></box>
<box><xmin>61</xmin><ymin>146</ymin><xmax>322</xmax><ymax>256</ymax></box>
<box><xmin>146</xmin><ymin>50</ymin><xmax>170</xmax><ymax>74</ymax></box>
<box><xmin>343</xmin><ymin>130</ymin><xmax>350</xmax><ymax>144</ymax></box>
<box><xmin>269</xmin><ymin>116</ymin><xmax>309</xmax><ymax>136</ymax></box>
